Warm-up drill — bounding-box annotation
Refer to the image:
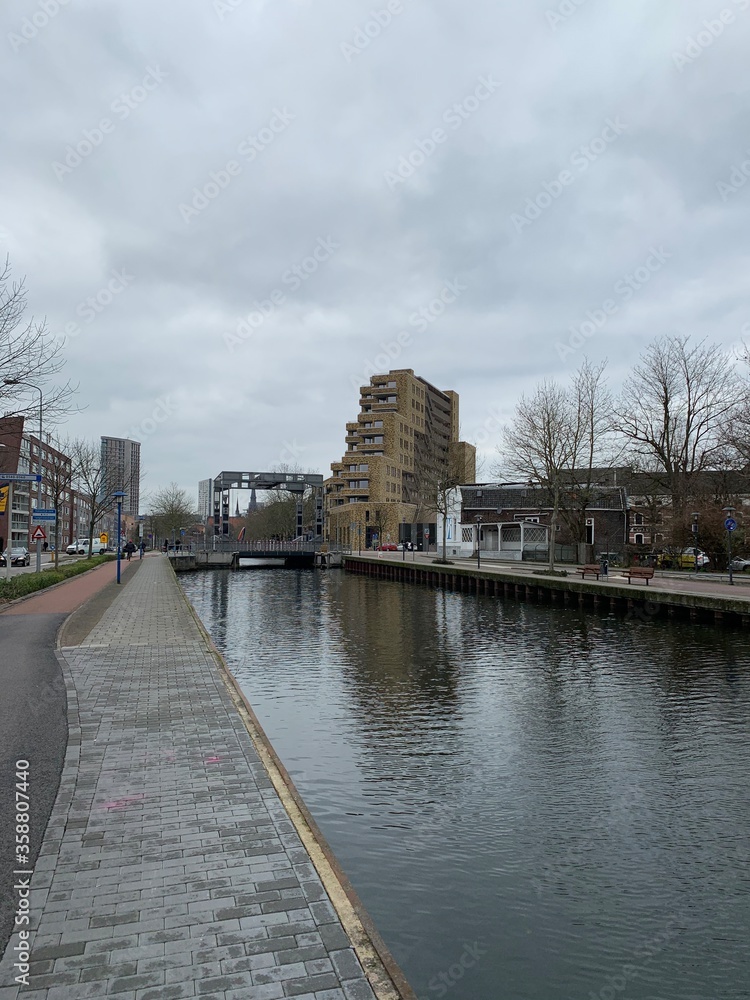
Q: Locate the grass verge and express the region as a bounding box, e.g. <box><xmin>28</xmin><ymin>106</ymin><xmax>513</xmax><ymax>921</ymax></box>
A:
<box><xmin>0</xmin><ymin>555</ymin><xmax>115</xmax><ymax>603</ymax></box>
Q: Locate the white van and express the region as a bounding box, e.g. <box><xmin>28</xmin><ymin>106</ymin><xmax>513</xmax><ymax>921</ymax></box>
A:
<box><xmin>66</xmin><ymin>538</ymin><xmax>108</xmax><ymax>556</ymax></box>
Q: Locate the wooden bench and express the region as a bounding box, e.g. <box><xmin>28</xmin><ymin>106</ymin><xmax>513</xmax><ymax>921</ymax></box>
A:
<box><xmin>622</xmin><ymin>567</ymin><xmax>655</xmax><ymax>585</ymax></box>
<box><xmin>576</xmin><ymin>564</ymin><xmax>603</xmax><ymax>580</ymax></box>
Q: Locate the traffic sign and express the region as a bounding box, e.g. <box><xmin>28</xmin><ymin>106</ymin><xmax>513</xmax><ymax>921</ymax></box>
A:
<box><xmin>100</xmin><ymin>533</ymin><xmax>108</xmax><ymax>545</ymax></box>
<box><xmin>725</xmin><ymin>517</ymin><xmax>737</xmax><ymax>532</ymax></box>
<box><xmin>30</xmin><ymin>526</ymin><xmax>47</xmax><ymax>542</ymax></box>
<box><xmin>32</xmin><ymin>507</ymin><xmax>56</xmax><ymax>523</ymax></box>
<box><xmin>0</xmin><ymin>473</ymin><xmax>42</xmax><ymax>483</ymax></box>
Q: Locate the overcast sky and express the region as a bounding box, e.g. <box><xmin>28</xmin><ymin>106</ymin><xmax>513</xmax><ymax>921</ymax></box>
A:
<box><xmin>2</xmin><ymin>0</ymin><xmax>749</xmax><ymax>507</ymax></box>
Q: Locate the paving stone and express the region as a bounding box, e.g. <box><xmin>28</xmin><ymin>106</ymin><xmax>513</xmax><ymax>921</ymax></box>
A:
<box><xmin>0</xmin><ymin>557</ymin><xmax>397</xmax><ymax>1000</ymax></box>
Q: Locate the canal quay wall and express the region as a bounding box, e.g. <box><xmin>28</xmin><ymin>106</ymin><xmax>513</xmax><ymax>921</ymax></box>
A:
<box><xmin>345</xmin><ymin>555</ymin><xmax>750</xmax><ymax>629</ymax></box>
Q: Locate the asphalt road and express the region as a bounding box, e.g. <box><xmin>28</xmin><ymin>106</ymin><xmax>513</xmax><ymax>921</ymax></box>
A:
<box><xmin>0</xmin><ymin>612</ymin><xmax>68</xmax><ymax>955</ymax></box>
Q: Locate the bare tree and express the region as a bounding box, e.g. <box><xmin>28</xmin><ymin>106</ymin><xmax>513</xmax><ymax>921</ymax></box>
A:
<box><xmin>0</xmin><ymin>256</ymin><xmax>76</xmax><ymax>421</ymax></box>
<box><xmin>615</xmin><ymin>335</ymin><xmax>740</xmax><ymax>510</ymax></box>
<box><xmin>416</xmin><ymin>456</ymin><xmax>467</xmax><ymax>562</ymax></box>
<box><xmin>559</xmin><ymin>360</ymin><xmax>621</xmax><ymax>546</ymax></box>
<box><xmin>71</xmin><ymin>438</ymin><xmax>130</xmax><ymax>552</ymax></box>
<box><xmin>498</xmin><ymin>361</ymin><xmax>615</xmax><ymax>569</ymax></box>
<box><xmin>500</xmin><ymin>379</ymin><xmax>577</xmax><ymax>571</ymax></box>
<box><xmin>44</xmin><ymin>439</ymin><xmax>74</xmax><ymax>569</ymax></box>
<box><xmin>148</xmin><ymin>483</ymin><xmax>198</xmax><ymax>545</ymax></box>
<box><xmin>727</xmin><ymin>342</ymin><xmax>750</xmax><ymax>474</ymax></box>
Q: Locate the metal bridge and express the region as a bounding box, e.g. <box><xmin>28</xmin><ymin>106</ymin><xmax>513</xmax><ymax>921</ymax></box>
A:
<box><xmin>210</xmin><ymin>470</ymin><xmax>325</xmax><ymax>540</ymax></box>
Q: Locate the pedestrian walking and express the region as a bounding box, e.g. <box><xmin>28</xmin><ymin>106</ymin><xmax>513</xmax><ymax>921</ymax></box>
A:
<box><xmin>124</xmin><ymin>540</ymin><xmax>136</xmax><ymax>561</ymax></box>
<box><xmin>139</xmin><ymin>541</ymin><xmax>145</xmax><ymax>559</ymax></box>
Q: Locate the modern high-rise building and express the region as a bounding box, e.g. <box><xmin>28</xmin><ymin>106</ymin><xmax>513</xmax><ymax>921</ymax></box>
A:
<box><xmin>100</xmin><ymin>436</ymin><xmax>140</xmax><ymax>515</ymax></box>
<box><xmin>198</xmin><ymin>478</ymin><xmax>214</xmax><ymax>521</ymax></box>
<box><xmin>325</xmin><ymin>369</ymin><xmax>476</xmax><ymax>549</ymax></box>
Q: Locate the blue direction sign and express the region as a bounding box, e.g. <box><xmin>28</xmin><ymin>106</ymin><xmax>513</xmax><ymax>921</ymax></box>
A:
<box><xmin>725</xmin><ymin>517</ymin><xmax>737</xmax><ymax>532</ymax></box>
<box><xmin>32</xmin><ymin>508</ymin><xmax>57</xmax><ymax>523</ymax></box>
<box><xmin>0</xmin><ymin>473</ymin><xmax>42</xmax><ymax>482</ymax></box>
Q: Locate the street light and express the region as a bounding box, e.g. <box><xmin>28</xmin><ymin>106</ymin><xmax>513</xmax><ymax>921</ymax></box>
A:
<box><xmin>0</xmin><ymin>442</ymin><xmax>9</xmax><ymax>582</ymax></box>
<box><xmin>3</xmin><ymin>379</ymin><xmax>43</xmax><ymax>573</ymax></box>
<box><xmin>691</xmin><ymin>512</ymin><xmax>699</xmax><ymax>577</ymax></box>
<box><xmin>723</xmin><ymin>505</ymin><xmax>736</xmax><ymax>586</ymax></box>
<box><xmin>113</xmin><ymin>491</ymin><xmax>127</xmax><ymax>583</ymax></box>
<box><xmin>475</xmin><ymin>514</ymin><xmax>482</xmax><ymax>570</ymax></box>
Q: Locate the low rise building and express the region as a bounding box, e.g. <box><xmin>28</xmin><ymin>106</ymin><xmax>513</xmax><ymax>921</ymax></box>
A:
<box><xmin>452</xmin><ymin>483</ymin><xmax>628</xmax><ymax>562</ymax></box>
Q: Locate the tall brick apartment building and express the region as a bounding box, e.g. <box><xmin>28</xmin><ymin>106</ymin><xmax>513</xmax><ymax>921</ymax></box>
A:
<box><xmin>325</xmin><ymin>369</ymin><xmax>475</xmax><ymax>549</ymax></box>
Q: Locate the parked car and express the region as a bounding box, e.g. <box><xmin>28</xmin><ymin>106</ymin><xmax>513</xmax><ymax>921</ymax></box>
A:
<box><xmin>0</xmin><ymin>547</ymin><xmax>31</xmax><ymax>567</ymax></box>
<box><xmin>375</xmin><ymin>543</ymin><xmax>397</xmax><ymax>551</ymax></box>
<box><xmin>678</xmin><ymin>548</ymin><xmax>710</xmax><ymax>569</ymax></box>
<box><xmin>729</xmin><ymin>557</ymin><xmax>750</xmax><ymax>572</ymax></box>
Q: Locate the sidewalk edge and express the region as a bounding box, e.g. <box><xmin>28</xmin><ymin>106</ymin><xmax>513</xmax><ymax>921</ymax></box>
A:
<box><xmin>175</xmin><ymin>570</ymin><xmax>417</xmax><ymax>1000</ymax></box>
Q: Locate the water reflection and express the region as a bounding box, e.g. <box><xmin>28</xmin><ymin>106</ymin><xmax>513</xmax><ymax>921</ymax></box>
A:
<box><xmin>180</xmin><ymin>569</ymin><xmax>750</xmax><ymax>1000</ymax></box>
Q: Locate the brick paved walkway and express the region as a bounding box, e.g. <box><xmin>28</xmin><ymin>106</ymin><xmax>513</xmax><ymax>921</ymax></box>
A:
<box><xmin>0</xmin><ymin>557</ymin><xmax>391</xmax><ymax>1000</ymax></box>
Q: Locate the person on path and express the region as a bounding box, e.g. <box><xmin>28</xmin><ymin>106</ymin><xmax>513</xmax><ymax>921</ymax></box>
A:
<box><xmin>124</xmin><ymin>540</ymin><xmax>136</xmax><ymax>561</ymax></box>
<box><xmin>139</xmin><ymin>541</ymin><xmax>146</xmax><ymax>559</ymax></box>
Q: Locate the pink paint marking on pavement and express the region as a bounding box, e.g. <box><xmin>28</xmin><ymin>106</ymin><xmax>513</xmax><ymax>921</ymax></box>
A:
<box><xmin>100</xmin><ymin>793</ymin><xmax>146</xmax><ymax>811</ymax></box>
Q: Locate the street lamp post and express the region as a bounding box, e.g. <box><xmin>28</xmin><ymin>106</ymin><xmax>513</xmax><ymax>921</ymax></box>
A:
<box><xmin>113</xmin><ymin>491</ymin><xmax>126</xmax><ymax>583</ymax></box>
<box><xmin>3</xmin><ymin>379</ymin><xmax>43</xmax><ymax>572</ymax></box>
<box><xmin>0</xmin><ymin>442</ymin><xmax>10</xmax><ymax>582</ymax></box>
<box><xmin>475</xmin><ymin>514</ymin><xmax>482</xmax><ymax>570</ymax></box>
<box><xmin>723</xmin><ymin>505</ymin><xmax>736</xmax><ymax>586</ymax></box>
<box><xmin>692</xmin><ymin>512</ymin><xmax>699</xmax><ymax>577</ymax></box>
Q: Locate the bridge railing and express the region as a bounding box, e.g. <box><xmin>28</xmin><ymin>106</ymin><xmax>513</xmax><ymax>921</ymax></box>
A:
<box><xmin>196</xmin><ymin>538</ymin><xmax>350</xmax><ymax>554</ymax></box>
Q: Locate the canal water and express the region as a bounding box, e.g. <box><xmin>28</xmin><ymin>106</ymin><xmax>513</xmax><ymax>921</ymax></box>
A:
<box><xmin>180</xmin><ymin>569</ymin><xmax>750</xmax><ymax>1000</ymax></box>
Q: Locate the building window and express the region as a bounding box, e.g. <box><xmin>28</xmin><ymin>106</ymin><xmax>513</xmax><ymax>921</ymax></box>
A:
<box><xmin>635</xmin><ymin>533</ymin><xmax>644</xmax><ymax>545</ymax></box>
<box><xmin>634</xmin><ymin>513</ymin><xmax>643</xmax><ymax>525</ymax></box>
